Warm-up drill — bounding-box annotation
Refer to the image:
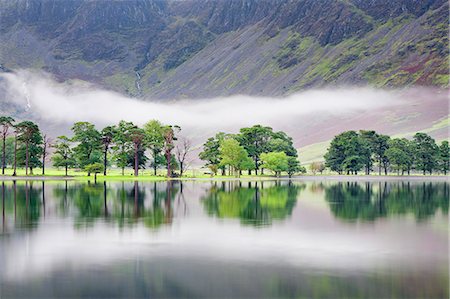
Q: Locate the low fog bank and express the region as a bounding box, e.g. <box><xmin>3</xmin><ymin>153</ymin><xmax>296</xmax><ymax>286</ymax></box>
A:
<box><xmin>0</xmin><ymin>70</ymin><xmax>447</xmax><ymax>148</ymax></box>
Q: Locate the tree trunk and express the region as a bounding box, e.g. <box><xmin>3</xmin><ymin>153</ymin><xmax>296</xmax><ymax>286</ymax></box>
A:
<box><xmin>166</xmin><ymin>154</ymin><xmax>171</xmax><ymax>178</ymax></box>
<box><xmin>180</xmin><ymin>162</ymin><xmax>184</xmax><ymax>177</ymax></box>
<box><xmin>121</xmin><ymin>167</ymin><xmax>124</xmax><ymax>176</ymax></box>
<box><xmin>12</xmin><ymin>136</ymin><xmax>17</xmax><ymax>176</ymax></box>
<box><xmin>134</xmin><ymin>143</ymin><xmax>139</xmax><ymax>177</ymax></box>
<box><xmin>154</xmin><ymin>164</ymin><xmax>157</xmax><ymax>176</ymax></box>
<box><xmin>2</xmin><ymin>134</ymin><xmax>5</xmax><ymax>175</ymax></box>
<box><xmin>248</xmin><ymin>170</ymin><xmax>251</xmax><ymax>175</ymax></box>
<box><xmin>25</xmin><ymin>142</ymin><xmax>29</xmax><ymax>176</ymax></box>
<box><xmin>94</xmin><ymin>173</ymin><xmax>97</xmax><ymax>184</ymax></box>
<box><xmin>42</xmin><ymin>144</ymin><xmax>46</xmax><ymax>175</ymax></box>
<box><xmin>65</xmin><ymin>164</ymin><xmax>68</xmax><ymax>176</ymax></box>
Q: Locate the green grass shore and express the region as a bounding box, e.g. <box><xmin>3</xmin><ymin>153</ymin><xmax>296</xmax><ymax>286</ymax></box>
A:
<box><xmin>0</xmin><ymin>168</ymin><xmax>447</xmax><ymax>181</ymax></box>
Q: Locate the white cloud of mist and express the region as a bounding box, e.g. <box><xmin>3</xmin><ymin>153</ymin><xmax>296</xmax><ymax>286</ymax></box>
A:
<box><xmin>1</xmin><ymin>70</ymin><xmax>401</xmax><ymax>134</ymax></box>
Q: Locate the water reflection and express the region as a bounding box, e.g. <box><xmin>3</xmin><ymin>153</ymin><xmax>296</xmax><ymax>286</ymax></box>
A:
<box><xmin>0</xmin><ymin>180</ymin><xmax>449</xmax><ymax>233</ymax></box>
<box><xmin>324</xmin><ymin>181</ymin><xmax>449</xmax><ymax>221</ymax></box>
<box><xmin>0</xmin><ymin>179</ymin><xmax>448</xmax><ymax>298</ymax></box>
<box><xmin>201</xmin><ymin>181</ymin><xmax>305</xmax><ymax>226</ymax></box>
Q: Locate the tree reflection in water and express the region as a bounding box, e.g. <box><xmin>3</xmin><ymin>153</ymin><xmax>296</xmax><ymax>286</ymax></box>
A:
<box><xmin>0</xmin><ymin>180</ymin><xmax>448</xmax><ymax>233</ymax></box>
<box><xmin>201</xmin><ymin>181</ymin><xmax>305</xmax><ymax>226</ymax></box>
<box><xmin>324</xmin><ymin>181</ymin><xmax>449</xmax><ymax>221</ymax></box>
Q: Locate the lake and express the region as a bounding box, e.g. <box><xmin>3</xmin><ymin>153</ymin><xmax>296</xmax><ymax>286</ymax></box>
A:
<box><xmin>0</xmin><ymin>179</ymin><xmax>448</xmax><ymax>298</ymax></box>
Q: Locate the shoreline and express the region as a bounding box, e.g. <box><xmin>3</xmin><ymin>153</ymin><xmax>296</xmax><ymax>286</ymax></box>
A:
<box><xmin>0</xmin><ymin>175</ymin><xmax>447</xmax><ymax>182</ymax></box>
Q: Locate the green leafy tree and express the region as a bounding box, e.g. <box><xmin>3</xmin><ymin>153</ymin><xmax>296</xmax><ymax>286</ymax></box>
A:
<box><xmin>101</xmin><ymin>126</ymin><xmax>116</xmax><ymax>176</ymax></box>
<box><xmin>52</xmin><ymin>136</ymin><xmax>75</xmax><ymax>176</ymax></box>
<box><xmin>219</xmin><ymin>138</ymin><xmax>252</xmax><ymax>177</ymax></box>
<box><xmin>4</xmin><ymin>136</ymin><xmax>14</xmax><ymax>167</ymax></box>
<box><xmin>238</xmin><ymin>125</ymin><xmax>273</xmax><ymax>175</ymax></box>
<box><xmin>85</xmin><ymin>163</ymin><xmax>104</xmax><ymax>183</ymax></box>
<box><xmin>112</xmin><ymin>120</ymin><xmax>134</xmax><ymax>175</ymax></box>
<box><xmin>287</xmin><ymin>156</ymin><xmax>302</xmax><ymax>178</ymax></box>
<box><xmin>129</xmin><ymin>127</ymin><xmax>147</xmax><ymax>176</ymax></box>
<box><xmin>359</xmin><ymin>130</ymin><xmax>378</xmax><ymax>175</ymax></box>
<box><xmin>162</xmin><ymin>125</ymin><xmax>180</xmax><ymax>177</ymax></box>
<box><xmin>413</xmin><ymin>133</ymin><xmax>439</xmax><ymax>175</ymax></box>
<box><xmin>144</xmin><ymin>120</ymin><xmax>165</xmax><ymax>175</ymax></box>
<box><xmin>260</xmin><ymin>152</ymin><xmax>288</xmax><ymax>177</ymax></box>
<box><xmin>324</xmin><ymin>131</ymin><xmax>364</xmax><ymax>175</ymax></box>
<box><xmin>0</xmin><ymin>116</ymin><xmax>14</xmax><ymax>175</ymax></box>
<box><xmin>374</xmin><ymin>134</ymin><xmax>390</xmax><ymax>175</ymax></box>
<box><xmin>268</xmin><ymin>131</ymin><xmax>298</xmax><ymax>157</ymax></box>
<box><xmin>15</xmin><ymin>121</ymin><xmax>43</xmax><ymax>175</ymax></box>
<box><xmin>438</xmin><ymin>140</ymin><xmax>449</xmax><ymax>175</ymax></box>
<box><xmin>199</xmin><ymin>132</ymin><xmax>228</xmax><ymax>176</ymax></box>
<box><xmin>386</xmin><ymin>138</ymin><xmax>414</xmax><ymax>175</ymax></box>
<box><xmin>71</xmin><ymin>122</ymin><xmax>102</xmax><ymax>174</ymax></box>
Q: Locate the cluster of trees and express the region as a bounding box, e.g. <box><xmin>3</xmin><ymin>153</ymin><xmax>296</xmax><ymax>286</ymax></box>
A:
<box><xmin>0</xmin><ymin>116</ymin><xmax>50</xmax><ymax>176</ymax></box>
<box><xmin>324</xmin><ymin>130</ymin><xmax>449</xmax><ymax>175</ymax></box>
<box><xmin>0</xmin><ymin>116</ymin><xmax>192</xmax><ymax>178</ymax></box>
<box><xmin>199</xmin><ymin>125</ymin><xmax>305</xmax><ymax>177</ymax></box>
<box><xmin>1</xmin><ymin>115</ymin><xmax>448</xmax><ymax>178</ymax></box>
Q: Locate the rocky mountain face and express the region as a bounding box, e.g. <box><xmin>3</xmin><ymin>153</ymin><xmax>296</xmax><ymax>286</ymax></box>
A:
<box><xmin>0</xmin><ymin>0</ymin><xmax>448</xmax><ymax>99</ymax></box>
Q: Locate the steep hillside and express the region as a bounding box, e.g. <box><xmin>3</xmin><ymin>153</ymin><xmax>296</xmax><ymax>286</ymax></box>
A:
<box><xmin>0</xmin><ymin>0</ymin><xmax>448</xmax><ymax>98</ymax></box>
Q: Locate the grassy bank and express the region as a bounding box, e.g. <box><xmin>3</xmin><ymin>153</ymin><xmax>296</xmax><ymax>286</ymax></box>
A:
<box><xmin>0</xmin><ymin>167</ymin><xmax>447</xmax><ymax>182</ymax></box>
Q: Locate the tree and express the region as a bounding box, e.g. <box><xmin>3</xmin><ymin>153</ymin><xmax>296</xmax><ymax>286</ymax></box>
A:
<box><xmin>324</xmin><ymin>131</ymin><xmax>364</xmax><ymax>175</ymax></box>
<box><xmin>101</xmin><ymin>126</ymin><xmax>116</xmax><ymax>176</ymax></box>
<box><xmin>359</xmin><ymin>130</ymin><xmax>378</xmax><ymax>175</ymax></box>
<box><xmin>175</xmin><ymin>137</ymin><xmax>192</xmax><ymax>177</ymax></box>
<box><xmin>374</xmin><ymin>134</ymin><xmax>390</xmax><ymax>175</ymax></box>
<box><xmin>52</xmin><ymin>136</ymin><xmax>75</xmax><ymax>176</ymax></box>
<box><xmin>269</xmin><ymin>131</ymin><xmax>298</xmax><ymax>157</ymax></box>
<box><xmin>260</xmin><ymin>152</ymin><xmax>288</xmax><ymax>177</ymax></box>
<box><xmin>112</xmin><ymin>120</ymin><xmax>134</xmax><ymax>175</ymax></box>
<box><xmin>0</xmin><ymin>116</ymin><xmax>14</xmax><ymax>175</ymax></box>
<box><xmin>3</xmin><ymin>136</ymin><xmax>14</xmax><ymax>167</ymax></box>
<box><xmin>129</xmin><ymin>127</ymin><xmax>146</xmax><ymax>176</ymax></box>
<box><xmin>15</xmin><ymin>121</ymin><xmax>42</xmax><ymax>175</ymax></box>
<box><xmin>42</xmin><ymin>134</ymin><xmax>51</xmax><ymax>175</ymax></box>
<box><xmin>287</xmin><ymin>156</ymin><xmax>302</xmax><ymax>178</ymax></box>
<box><xmin>199</xmin><ymin>132</ymin><xmax>227</xmax><ymax>176</ymax></box>
<box><xmin>144</xmin><ymin>120</ymin><xmax>165</xmax><ymax>175</ymax></box>
<box><xmin>71</xmin><ymin>122</ymin><xmax>102</xmax><ymax>174</ymax></box>
<box><xmin>162</xmin><ymin>125</ymin><xmax>180</xmax><ymax>177</ymax></box>
<box><xmin>386</xmin><ymin>138</ymin><xmax>414</xmax><ymax>175</ymax></box>
<box><xmin>413</xmin><ymin>133</ymin><xmax>438</xmax><ymax>175</ymax></box>
<box><xmin>238</xmin><ymin>125</ymin><xmax>273</xmax><ymax>175</ymax></box>
<box><xmin>219</xmin><ymin>138</ymin><xmax>252</xmax><ymax>177</ymax></box>
<box><xmin>438</xmin><ymin>140</ymin><xmax>449</xmax><ymax>175</ymax></box>
<box><xmin>85</xmin><ymin>163</ymin><xmax>104</xmax><ymax>183</ymax></box>
<box><xmin>309</xmin><ymin>161</ymin><xmax>325</xmax><ymax>175</ymax></box>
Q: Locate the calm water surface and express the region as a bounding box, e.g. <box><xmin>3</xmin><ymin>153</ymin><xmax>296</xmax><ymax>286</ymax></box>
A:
<box><xmin>0</xmin><ymin>179</ymin><xmax>448</xmax><ymax>298</ymax></box>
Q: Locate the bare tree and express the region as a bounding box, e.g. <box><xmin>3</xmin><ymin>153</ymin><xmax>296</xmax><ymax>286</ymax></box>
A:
<box><xmin>42</xmin><ymin>134</ymin><xmax>52</xmax><ymax>175</ymax></box>
<box><xmin>175</xmin><ymin>137</ymin><xmax>192</xmax><ymax>177</ymax></box>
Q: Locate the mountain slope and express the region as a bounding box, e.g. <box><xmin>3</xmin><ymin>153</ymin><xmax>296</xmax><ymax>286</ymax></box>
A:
<box><xmin>0</xmin><ymin>0</ymin><xmax>448</xmax><ymax>98</ymax></box>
